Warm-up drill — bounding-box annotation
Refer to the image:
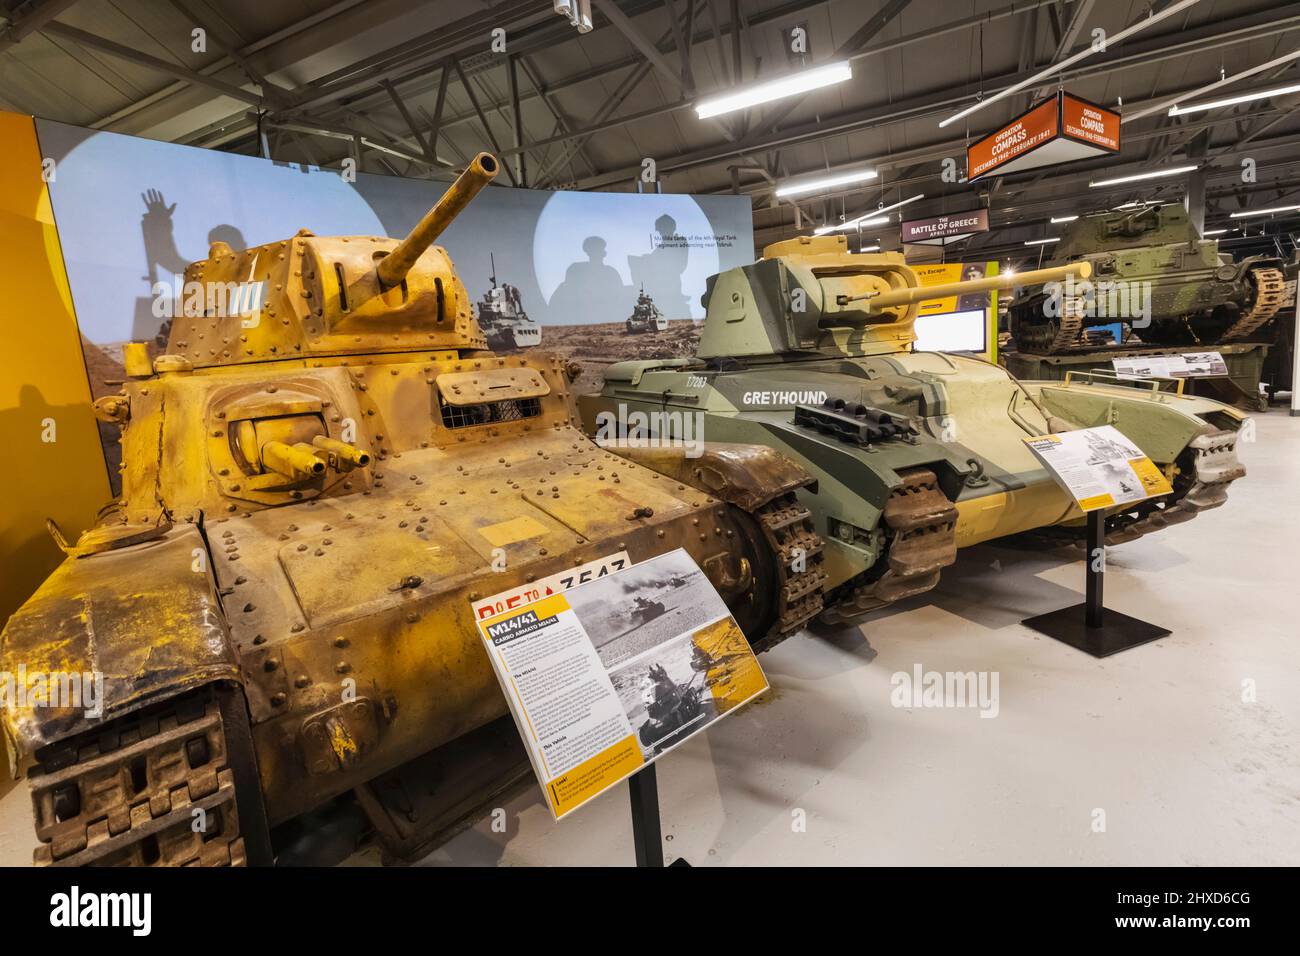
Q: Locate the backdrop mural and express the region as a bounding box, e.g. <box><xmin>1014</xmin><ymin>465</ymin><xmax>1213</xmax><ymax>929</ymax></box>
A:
<box><xmin>34</xmin><ymin>119</ymin><xmax>754</xmax><ymax>484</ymax></box>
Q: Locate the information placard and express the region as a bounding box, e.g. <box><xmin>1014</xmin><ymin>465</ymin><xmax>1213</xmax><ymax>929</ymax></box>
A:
<box><xmin>1112</xmin><ymin>352</ymin><xmax>1228</xmax><ymax>379</ymax></box>
<box><xmin>476</xmin><ymin>549</ymin><xmax>769</xmax><ymax>819</ymax></box>
<box><xmin>1024</xmin><ymin>426</ymin><xmax>1172</xmax><ymax>512</ymax></box>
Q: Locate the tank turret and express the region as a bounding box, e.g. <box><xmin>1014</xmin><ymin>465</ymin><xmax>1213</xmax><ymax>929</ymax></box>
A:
<box><xmin>163</xmin><ymin>152</ymin><xmax>500</xmax><ymax>367</ymax></box>
<box><xmin>697</xmin><ymin>233</ymin><xmax>1089</xmax><ymax>360</ymax></box>
<box><xmin>1051</xmin><ymin>203</ymin><xmax>1199</xmax><ymax>259</ymax></box>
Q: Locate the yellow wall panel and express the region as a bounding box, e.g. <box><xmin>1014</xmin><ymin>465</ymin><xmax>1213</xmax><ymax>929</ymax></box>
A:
<box><xmin>0</xmin><ymin>112</ymin><xmax>111</xmax><ymax>627</ymax></box>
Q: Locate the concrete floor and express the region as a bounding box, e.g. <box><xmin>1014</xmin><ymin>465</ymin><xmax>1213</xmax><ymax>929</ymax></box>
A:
<box><xmin>3</xmin><ymin>412</ymin><xmax>1297</xmax><ymax>866</ymax></box>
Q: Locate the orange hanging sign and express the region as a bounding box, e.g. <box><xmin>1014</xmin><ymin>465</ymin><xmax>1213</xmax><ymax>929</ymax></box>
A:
<box><xmin>967</xmin><ymin>92</ymin><xmax>1120</xmax><ymax>182</ymax></box>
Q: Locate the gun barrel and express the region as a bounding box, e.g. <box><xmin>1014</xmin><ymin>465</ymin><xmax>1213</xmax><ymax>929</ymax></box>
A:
<box><xmin>262</xmin><ymin>440</ymin><xmax>326</xmax><ymax>482</ymax></box>
<box><xmin>312</xmin><ymin>435</ymin><xmax>372</xmax><ymax>468</ymax></box>
<box><xmin>377</xmin><ymin>152</ymin><xmax>500</xmax><ymax>287</ymax></box>
<box><xmin>859</xmin><ymin>261</ymin><xmax>1093</xmax><ymax>311</ymax></box>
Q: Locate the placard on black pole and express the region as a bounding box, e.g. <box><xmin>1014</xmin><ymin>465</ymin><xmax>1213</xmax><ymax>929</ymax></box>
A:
<box><xmin>628</xmin><ymin>764</ymin><xmax>688</xmax><ymax>867</ymax></box>
<box><xmin>1021</xmin><ymin>509</ymin><xmax>1170</xmax><ymax>657</ymax></box>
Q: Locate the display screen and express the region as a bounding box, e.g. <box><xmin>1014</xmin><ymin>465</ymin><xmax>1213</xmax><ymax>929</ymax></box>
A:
<box><xmin>913</xmin><ymin>309</ymin><xmax>988</xmax><ymax>353</ymax></box>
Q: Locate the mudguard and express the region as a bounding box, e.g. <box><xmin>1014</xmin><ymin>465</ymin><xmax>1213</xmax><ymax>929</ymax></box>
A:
<box><xmin>0</xmin><ymin>523</ymin><xmax>238</xmax><ymax>761</ymax></box>
<box><xmin>1027</xmin><ymin>378</ymin><xmax>1244</xmax><ymax>463</ymax></box>
<box><xmin>1233</xmin><ymin>254</ymin><xmax>1283</xmax><ymax>281</ymax></box>
<box><xmin>598</xmin><ymin>441</ymin><xmax>815</xmax><ymax>511</ymax></box>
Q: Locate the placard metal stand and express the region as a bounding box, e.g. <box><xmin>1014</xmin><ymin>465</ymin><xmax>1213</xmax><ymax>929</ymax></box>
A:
<box><xmin>1022</xmin><ymin>509</ymin><xmax>1171</xmax><ymax>657</ymax></box>
<box><xmin>1291</xmin><ymin>275</ymin><xmax>1300</xmax><ymax>417</ymax></box>
<box><xmin>628</xmin><ymin>764</ymin><xmax>688</xmax><ymax>867</ymax></box>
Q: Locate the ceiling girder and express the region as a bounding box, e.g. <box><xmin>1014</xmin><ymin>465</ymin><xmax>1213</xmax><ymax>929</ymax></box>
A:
<box><xmin>0</xmin><ymin>0</ymin><xmax>79</xmax><ymax>52</ymax></box>
<box><xmin>565</xmin><ymin>3</ymin><xmax>1300</xmax><ymax>191</ymax></box>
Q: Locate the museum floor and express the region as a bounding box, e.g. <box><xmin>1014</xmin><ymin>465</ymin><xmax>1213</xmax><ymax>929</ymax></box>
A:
<box><xmin>2</xmin><ymin>411</ymin><xmax>1296</xmax><ymax>868</ymax></box>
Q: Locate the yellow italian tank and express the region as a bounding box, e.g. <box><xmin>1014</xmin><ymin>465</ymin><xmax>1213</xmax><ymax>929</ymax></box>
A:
<box><xmin>0</xmin><ymin>153</ymin><xmax>825</xmax><ymax>866</ymax></box>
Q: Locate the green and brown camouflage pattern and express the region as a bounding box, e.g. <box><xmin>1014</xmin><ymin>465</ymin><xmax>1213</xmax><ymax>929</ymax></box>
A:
<box><xmin>580</xmin><ymin>234</ymin><xmax>1248</xmax><ymax>623</ymax></box>
<box><xmin>1010</xmin><ymin>204</ymin><xmax>1286</xmax><ymax>351</ymax></box>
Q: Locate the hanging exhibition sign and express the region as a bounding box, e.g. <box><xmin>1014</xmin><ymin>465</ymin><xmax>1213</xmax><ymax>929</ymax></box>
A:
<box><xmin>1024</xmin><ymin>425</ymin><xmax>1172</xmax><ymax>512</ymax></box>
<box><xmin>967</xmin><ymin>91</ymin><xmax>1121</xmax><ymax>182</ymax></box>
<box><xmin>900</xmin><ymin>208</ymin><xmax>990</xmax><ymax>245</ymax></box>
<box><xmin>476</xmin><ymin>550</ymin><xmax>769</xmax><ymax>819</ymax></box>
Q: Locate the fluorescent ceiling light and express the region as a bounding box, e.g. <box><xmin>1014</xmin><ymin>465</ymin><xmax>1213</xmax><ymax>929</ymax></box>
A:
<box><xmin>1203</xmin><ymin>228</ymin><xmax>1231</xmax><ymax>235</ymax></box>
<box><xmin>1126</xmin><ymin>47</ymin><xmax>1300</xmax><ymax>123</ymax></box>
<box><xmin>1228</xmin><ymin>204</ymin><xmax>1300</xmax><ymax>218</ymax></box>
<box><xmin>1050</xmin><ymin>215</ymin><xmax>1079</xmax><ymax>223</ymax></box>
<box><xmin>936</xmin><ymin>0</ymin><xmax>1199</xmax><ymax>129</ymax></box>
<box><xmin>813</xmin><ymin>195</ymin><xmax>924</xmax><ymax>234</ymax></box>
<box><xmin>872</xmin><ymin>194</ymin><xmax>924</xmax><ymax>215</ymax></box>
<box><xmin>1089</xmin><ymin>165</ymin><xmax>1197</xmax><ymax>188</ymax></box>
<box><xmin>858</xmin><ymin>245</ymin><xmax>881</xmax><ymax>253</ymax></box>
<box><xmin>1024</xmin><ymin>238</ymin><xmax>1059</xmax><ymax>245</ymax></box>
<box><xmin>1170</xmin><ymin>81</ymin><xmax>1300</xmax><ymax>116</ymax></box>
<box><xmin>776</xmin><ymin>167</ymin><xmax>877</xmax><ymax>198</ymax></box>
<box><xmin>814</xmin><ymin>216</ymin><xmax>888</xmax><ymax>235</ymax></box>
<box><xmin>696</xmin><ymin>61</ymin><xmax>852</xmax><ymax>119</ymax></box>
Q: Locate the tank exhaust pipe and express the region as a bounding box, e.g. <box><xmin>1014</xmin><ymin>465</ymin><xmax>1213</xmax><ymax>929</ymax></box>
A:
<box><xmin>845</xmin><ymin>261</ymin><xmax>1093</xmax><ymax>311</ymax></box>
<box><xmin>377</xmin><ymin>152</ymin><xmax>500</xmax><ymax>287</ymax></box>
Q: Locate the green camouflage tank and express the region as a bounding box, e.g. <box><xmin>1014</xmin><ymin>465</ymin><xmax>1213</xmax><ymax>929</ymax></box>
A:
<box><xmin>580</xmin><ymin>234</ymin><xmax>1247</xmax><ymax>624</ymax></box>
<box><xmin>1009</xmin><ymin>204</ymin><xmax>1285</xmax><ymax>353</ymax></box>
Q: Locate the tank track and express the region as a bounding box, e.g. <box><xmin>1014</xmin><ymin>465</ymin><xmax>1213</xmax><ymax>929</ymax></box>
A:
<box><xmin>1013</xmin><ymin>292</ymin><xmax>1087</xmax><ymax>353</ymax></box>
<box><xmin>818</xmin><ymin>468</ymin><xmax>958</xmax><ymax>625</ymax></box>
<box><xmin>1103</xmin><ymin>428</ymin><xmax>1245</xmax><ymax>544</ymax></box>
<box><xmin>1018</xmin><ymin>266</ymin><xmax>1287</xmax><ymax>353</ymax></box>
<box><xmin>751</xmin><ymin>492</ymin><xmax>828</xmax><ymax>650</ymax></box>
<box><xmin>27</xmin><ymin>687</ymin><xmax>247</xmax><ymax>866</ymax></box>
<box><xmin>1220</xmin><ymin>266</ymin><xmax>1286</xmax><ymax>342</ymax></box>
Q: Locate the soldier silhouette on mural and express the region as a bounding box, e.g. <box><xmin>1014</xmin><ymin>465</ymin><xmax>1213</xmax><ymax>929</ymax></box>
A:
<box><xmin>628</xmin><ymin>213</ymin><xmax>690</xmax><ymax>319</ymax></box>
<box><xmin>548</xmin><ymin>234</ymin><xmax>632</xmax><ymax>323</ymax></box>
<box><xmin>134</xmin><ymin>188</ymin><xmax>246</xmax><ymax>345</ymax></box>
